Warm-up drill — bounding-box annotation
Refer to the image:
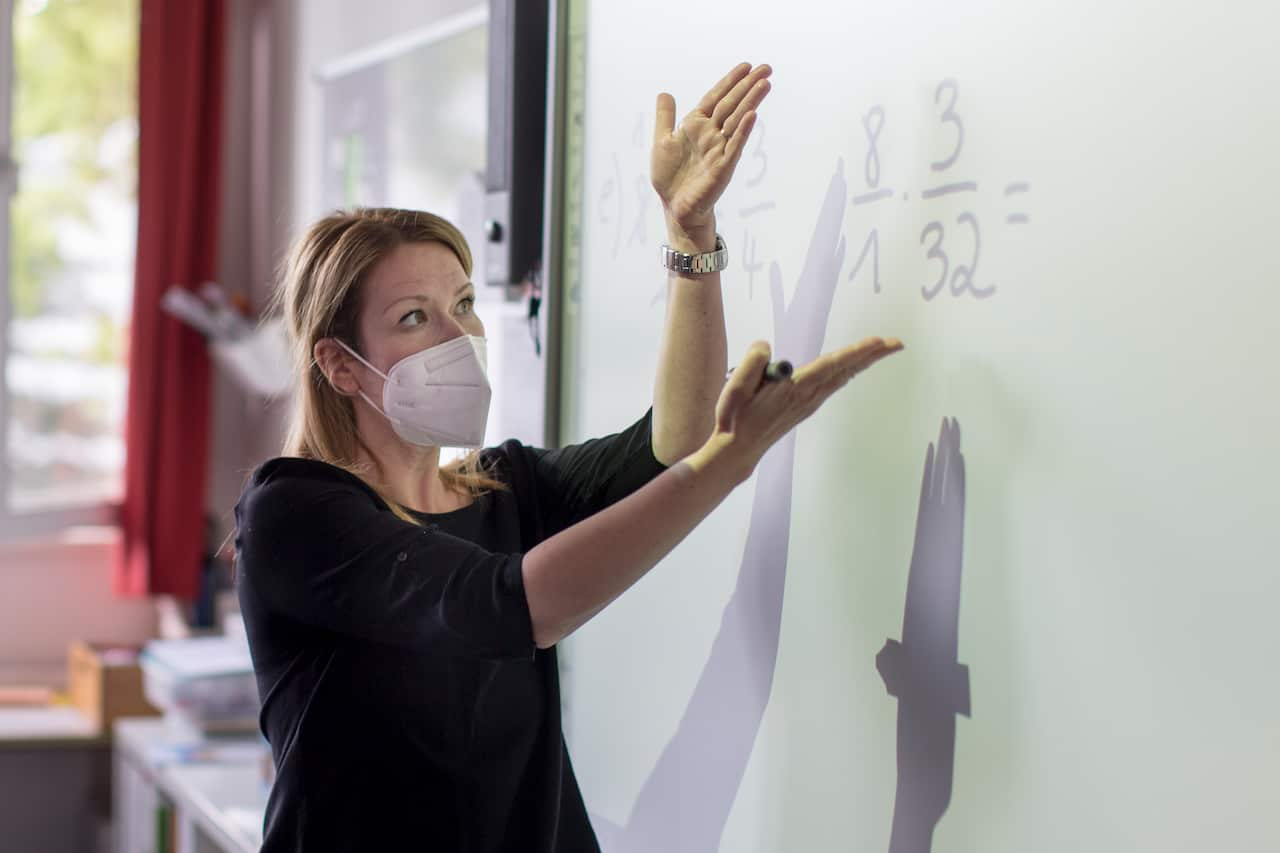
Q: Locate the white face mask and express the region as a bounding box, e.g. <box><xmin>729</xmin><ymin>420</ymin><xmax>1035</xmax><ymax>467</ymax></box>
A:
<box><xmin>338</xmin><ymin>335</ymin><xmax>492</xmax><ymax>448</ymax></box>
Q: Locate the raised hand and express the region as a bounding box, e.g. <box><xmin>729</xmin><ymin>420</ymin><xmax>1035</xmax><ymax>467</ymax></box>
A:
<box><xmin>651</xmin><ymin>63</ymin><xmax>772</xmax><ymax>233</ymax></box>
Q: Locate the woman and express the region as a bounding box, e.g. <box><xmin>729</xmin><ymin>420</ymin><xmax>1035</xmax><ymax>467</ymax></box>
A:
<box><xmin>235</xmin><ymin>63</ymin><xmax>902</xmax><ymax>852</ymax></box>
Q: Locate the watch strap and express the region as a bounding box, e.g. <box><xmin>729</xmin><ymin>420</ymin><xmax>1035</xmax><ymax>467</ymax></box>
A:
<box><xmin>661</xmin><ymin>233</ymin><xmax>728</xmax><ymax>275</ymax></box>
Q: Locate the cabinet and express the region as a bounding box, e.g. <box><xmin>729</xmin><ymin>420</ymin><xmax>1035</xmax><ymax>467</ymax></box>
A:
<box><xmin>112</xmin><ymin>718</ymin><xmax>267</xmax><ymax>853</ymax></box>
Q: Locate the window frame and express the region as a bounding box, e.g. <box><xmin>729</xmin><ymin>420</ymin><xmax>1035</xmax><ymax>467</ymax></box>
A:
<box><xmin>0</xmin><ymin>0</ymin><xmax>124</xmax><ymax>541</ymax></box>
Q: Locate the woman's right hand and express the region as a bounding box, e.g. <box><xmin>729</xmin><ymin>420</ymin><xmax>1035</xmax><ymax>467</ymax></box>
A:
<box><xmin>686</xmin><ymin>337</ymin><xmax>904</xmax><ymax>482</ymax></box>
<box><xmin>524</xmin><ymin>336</ymin><xmax>900</xmax><ymax>648</ymax></box>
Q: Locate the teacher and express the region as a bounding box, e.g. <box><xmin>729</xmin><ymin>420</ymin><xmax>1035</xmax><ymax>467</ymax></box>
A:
<box><xmin>234</xmin><ymin>63</ymin><xmax>902</xmax><ymax>852</ymax></box>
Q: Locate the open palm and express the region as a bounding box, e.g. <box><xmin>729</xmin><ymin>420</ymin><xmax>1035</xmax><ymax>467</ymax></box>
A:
<box><xmin>651</xmin><ymin>63</ymin><xmax>772</xmax><ymax>230</ymax></box>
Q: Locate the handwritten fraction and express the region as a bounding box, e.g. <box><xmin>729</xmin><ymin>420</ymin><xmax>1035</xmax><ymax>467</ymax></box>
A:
<box><xmin>736</xmin><ymin>118</ymin><xmax>775</xmax><ymax>302</ymax></box>
<box><xmin>589</xmin><ymin>77</ymin><xmax>1029</xmax><ymax>307</ymax></box>
<box><xmin>848</xmin><ymin>78</ymin><xmax>1032</xmax><ymax>301</ymax></box>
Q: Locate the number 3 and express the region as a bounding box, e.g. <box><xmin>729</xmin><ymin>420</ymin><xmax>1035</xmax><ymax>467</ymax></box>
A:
<box><xmin>931</xmin><ymin>79</ymin><xmax>964</xmax><ymax>172</ymax></box>
<box><xmin>920</xmin><ymin>222</ymin><xmax>948</xmax><ymax>301</ymax></box>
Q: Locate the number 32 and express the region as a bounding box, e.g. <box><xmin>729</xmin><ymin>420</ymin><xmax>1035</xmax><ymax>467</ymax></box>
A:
<box><xmin>920</xmin><ymin>213</ymin><xmax>996</xmax><ymax>300</ymax></box>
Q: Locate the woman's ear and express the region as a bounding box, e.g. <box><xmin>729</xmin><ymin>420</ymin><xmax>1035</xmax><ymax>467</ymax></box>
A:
<box><xmin>313</xmin><ymin>338</ymin><xmax>362</xmax><ymax>396</ymax></box>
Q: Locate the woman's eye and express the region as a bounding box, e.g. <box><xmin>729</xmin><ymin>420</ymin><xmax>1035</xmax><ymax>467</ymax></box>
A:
<box><xmin>457</xmin><ymin>297</ymin><xmax>475</xmax><ymax>315</ymax></box>
<box><xmin>399</xmin><ymin>309</ymin><xmax>426</xmax><ymax>327</ymax></box>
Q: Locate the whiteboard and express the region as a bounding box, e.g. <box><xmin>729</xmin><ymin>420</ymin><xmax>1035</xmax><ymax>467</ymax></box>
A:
<box><xmin>556</xmin><ymin>1</ymin><xmax>1280</xmax><ymax>851</ymax></box>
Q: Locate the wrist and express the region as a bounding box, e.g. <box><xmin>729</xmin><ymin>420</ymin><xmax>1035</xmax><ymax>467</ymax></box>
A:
<box><xmin>664</xmin><ymin>212</ymin><xmax>717</xmax><ymax>253</ymax></box>
<box><xmin>683</xmin><ymin>432</ymin><xmax>753</xmax><ymax>486</ymax></box>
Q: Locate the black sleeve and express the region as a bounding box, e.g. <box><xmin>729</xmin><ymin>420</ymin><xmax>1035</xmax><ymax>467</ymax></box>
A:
<box><xmin>525</xmin><ymin>409</ymin><xmax>669</xmax><ymax>537</ymax></box>
<box><xmin>234</xmin><ymin>461</ymin><xmax>534</xmax><ymax>661</ymax></box>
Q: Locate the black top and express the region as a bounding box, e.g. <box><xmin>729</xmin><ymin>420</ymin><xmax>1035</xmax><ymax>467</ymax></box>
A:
<box><xmin>234</xmin><ymin>412</ymin><xmax>667</xmax><ymax>853</ymax></box>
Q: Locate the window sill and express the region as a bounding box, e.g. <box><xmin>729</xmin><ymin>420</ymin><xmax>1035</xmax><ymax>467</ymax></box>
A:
<box><xmin>0</xmin><ymin>523</ymin><xmax>120</xmax><ymax>558</ymax></box>
<box><xmin>0</xmin><ymin>505</ymin><xmax>120</xmax><ymax>547</ymax></box>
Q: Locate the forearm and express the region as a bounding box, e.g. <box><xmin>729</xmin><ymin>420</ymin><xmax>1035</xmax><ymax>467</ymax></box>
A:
<box><xmin>522</xmin><ymin>436</ymin><xmax>743</xmax><ymax>648</ymax></box>
<box><xmin>651</xmin><ymin>216</ymin><xmax>728</xmax><ymax>465</ymax></box>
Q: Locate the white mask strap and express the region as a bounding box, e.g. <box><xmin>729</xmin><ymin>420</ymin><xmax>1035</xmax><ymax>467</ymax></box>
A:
<box><xmin>336</xmin><ymin>339</ymin><xmax>390</xmax><ymax>381</ymax></box>
<box><xmin>335</xmin><ymin>339</ymin><xmax>392</xmax><ymax>418</ymax></box>
<box><xmin>355</xmin><ymin>390</ymin><xmax>389</xmax><ymax>419</ymax></box>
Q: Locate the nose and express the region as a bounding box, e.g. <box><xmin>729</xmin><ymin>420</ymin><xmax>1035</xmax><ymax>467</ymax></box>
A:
<box><xmin>438</xmin><ymin>310</ymin><xmax>469</xmax><ymax>343</ymax></box>
<box><xmin>436</xmin><ymin>304</ymin><xmax>483</xmax><ymax>343</ymax></box>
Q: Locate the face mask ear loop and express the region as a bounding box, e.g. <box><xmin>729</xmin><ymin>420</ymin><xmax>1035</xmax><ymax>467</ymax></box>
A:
<box><xmin>335</xmin><ymin>339</ymin><xmax>392</xmax><ymax>419</ymax></box>
<box><xmin>335</xmin><ymin>339</ymin><xmax>390</xmax><ymax>381</ymax></box>
<box><xmin>355</xmin><ymin>390</ymin><xmax>389</xmax><ymax>419</ymax></box>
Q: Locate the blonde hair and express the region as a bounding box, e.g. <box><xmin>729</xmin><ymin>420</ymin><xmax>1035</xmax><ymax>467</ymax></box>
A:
<box><xmin>276</xmin><ymin>207</ymin><xmax>506</xmax><ymax>523</ymax></box>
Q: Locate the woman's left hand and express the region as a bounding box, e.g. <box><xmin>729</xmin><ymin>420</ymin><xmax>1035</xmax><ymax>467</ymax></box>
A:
<box><xmin>651</xmin><ymin>62</ymin><xmax>773</xmax><ymax>236</ymax></box>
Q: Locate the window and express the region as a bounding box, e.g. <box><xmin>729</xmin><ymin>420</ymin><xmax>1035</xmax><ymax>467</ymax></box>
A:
<box><xmin>1</xmin><ymin>0</ymin><xmax>138</xmax><ymax>535</ymax></box>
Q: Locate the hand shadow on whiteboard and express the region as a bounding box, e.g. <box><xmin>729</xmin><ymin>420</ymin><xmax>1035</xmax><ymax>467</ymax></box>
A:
<box><xmin>876</xmin><ymin>418</ymin><xmax>971</xmax><ymax>853</ymax></box>
<box><xmin>591</xmin><ymin>159</ymin><xmax>851</xmax><ymax>853</ymax></box>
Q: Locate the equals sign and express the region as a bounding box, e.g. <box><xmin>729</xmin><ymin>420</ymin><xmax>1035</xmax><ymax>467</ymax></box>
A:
<box><xmin>1005</xmin><ymin>182</ymin><xmax>1030</xmax><ymax>224</ymax></box>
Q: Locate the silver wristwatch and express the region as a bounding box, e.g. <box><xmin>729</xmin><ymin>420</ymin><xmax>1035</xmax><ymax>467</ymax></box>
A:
<box><xmin>661</xmin><ymin>233</ymin><xmax>729</xmax><ymax>275</ymax></box>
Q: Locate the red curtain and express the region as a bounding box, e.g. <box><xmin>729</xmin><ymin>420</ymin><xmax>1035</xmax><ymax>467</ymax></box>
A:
<box><xmin>117</xmin><ymin>0</ymin><xmax>226</xmax><ymax>598</ymax></box>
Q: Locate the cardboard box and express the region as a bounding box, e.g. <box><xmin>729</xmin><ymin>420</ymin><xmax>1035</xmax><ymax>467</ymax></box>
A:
<box><xmin>67</xmin><ymin>640</ymin><xmax>161</xmax><ymax>733</ymax></box>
